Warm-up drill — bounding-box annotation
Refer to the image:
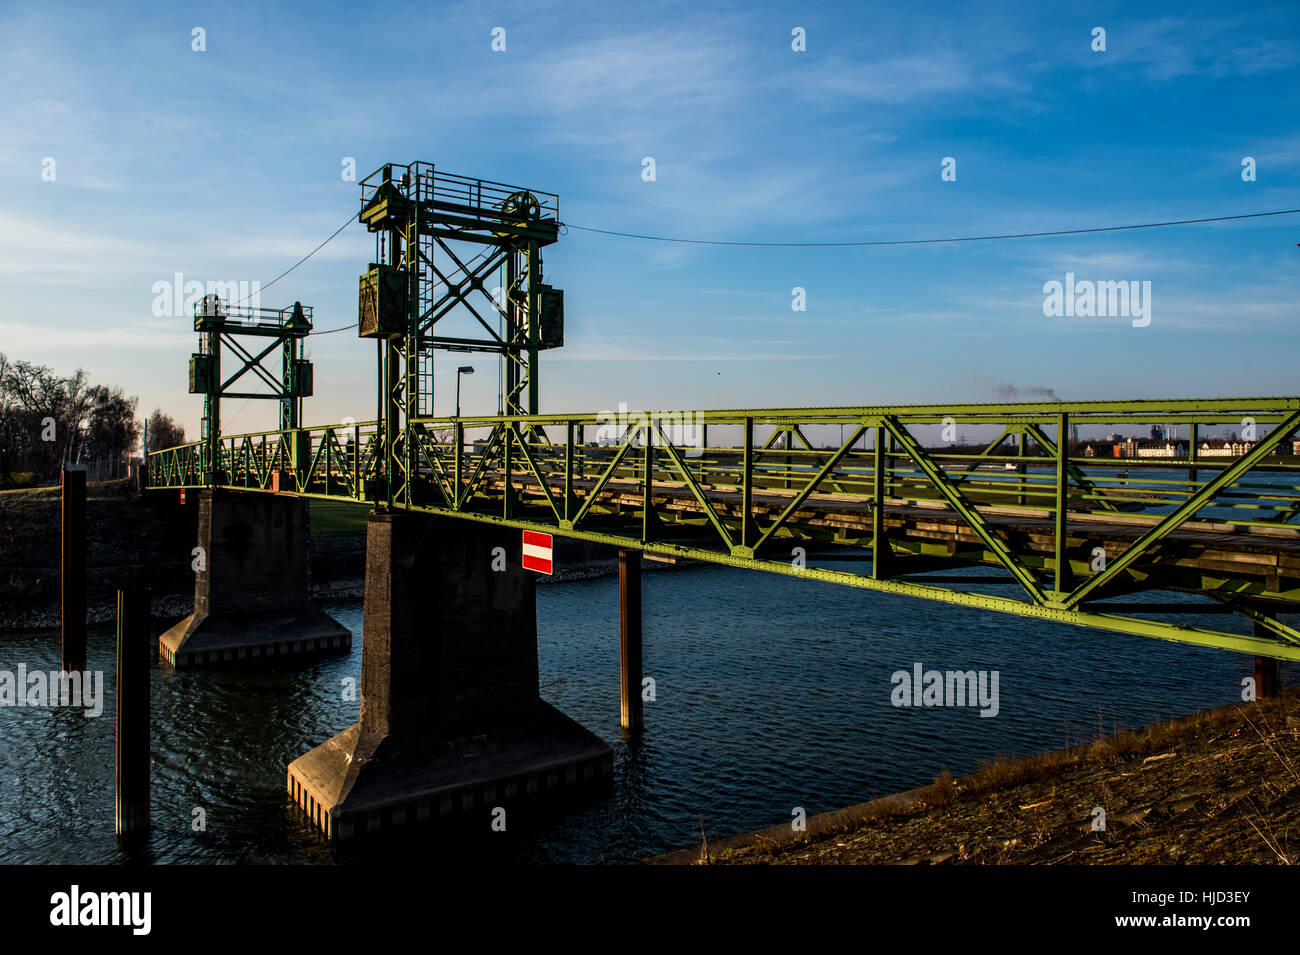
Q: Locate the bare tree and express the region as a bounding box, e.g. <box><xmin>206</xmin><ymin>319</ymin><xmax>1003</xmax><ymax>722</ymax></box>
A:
<box><xmin>145</xmin><ymin>408</ymin><xmax>186</xmax><ymax>453</ymax></box>
<box><xmin>1</xmin><ymin>358</ymin><xmax>65</xmax><ymax>475</ymax></box>
<box><xmin>84</xmin><ymin>386</ymin><xmax>141</xmax><ymax>478</ymax></box>
<box><xmin>61</xmin><ymin>368</ymin><xmax>97</xmax><ymax>465</ymax></box>
<box><xmin>0</xmin><ymin>357</ymin><xmax>146</xmax><ymax>483</ymax></box>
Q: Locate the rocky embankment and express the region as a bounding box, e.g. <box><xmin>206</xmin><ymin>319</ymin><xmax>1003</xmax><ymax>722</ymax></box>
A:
<box><xmin>650</xmin><ymin>690</ymin><xmax>1300</xmax><ymax>865</ymax></box>
<box><xmin>0</xmin><ymin>480</ymin><xmax>198</xmax><ymax>629</ymax></box>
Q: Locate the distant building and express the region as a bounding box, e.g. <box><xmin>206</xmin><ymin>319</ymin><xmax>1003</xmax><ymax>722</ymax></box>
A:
<box><xmin>1199</xmin><ymin>439</ymin><xmax>1256</xmax><ymax>458</ymax></box>
<box><xmin>1078</xmin><ymin>436</ymin><xmax>1215</xmax><ymax>459</ymax></box>
<box><xmin>1080</xmin><ymin>440</ymin><xmax>1127</xmax><ymax>458</ymax></box>
<box><xmin>1081</xmin><ymin>437</ymin><xmax>1190</xmax><ymax>459</ymax></box>
<box><xmin>1135</xmin><ymin>440</ymin><xmax>1186</xmax><ymax>459</ymax></box>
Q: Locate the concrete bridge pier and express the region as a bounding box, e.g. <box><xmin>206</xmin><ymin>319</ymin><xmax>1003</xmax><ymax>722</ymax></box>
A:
<box><xmin>159</xmin><ymin>489</ymin><xmax>351</xmax><ymax>667</ymax></box>
<box><xmin>287</xmin><ymin>512</ymin><xmax>612</xmax><ymax>840</ymax></box>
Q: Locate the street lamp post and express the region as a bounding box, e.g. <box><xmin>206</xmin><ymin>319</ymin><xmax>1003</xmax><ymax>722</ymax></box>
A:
<box><xmin>456</xmin><ymin>365</ymin><xmax>475</xmax><ymax>418</ymax></box>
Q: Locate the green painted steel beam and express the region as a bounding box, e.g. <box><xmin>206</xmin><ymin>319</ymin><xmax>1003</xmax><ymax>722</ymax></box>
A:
<box><xmin>212</xmin><ymin>483</ymin><xmax>1300</xmax><ymax>663</ymax></box>
<box><xmin>411</xmin><ymin>396</ymin><xmax>1300</xmax><ymax>426</ymax></box>
<box><xmin>753</xmin><ymin>425</ymin><xmax>867</xmax><ymax>553</ymax></box>
<box><xmin>143</xmin><ymin>394</ymin><xmax>1300</xmax><ymax>664</ymax></box>
<box><xmin>883</xmin><ymin>416</ymin><xmax>1047</xmax><ymax>602</ymax></box>
<box><xmin>1061</xmin><ymin>409</ymin><xmax>1300</xmax><ymax>609</ymax></box>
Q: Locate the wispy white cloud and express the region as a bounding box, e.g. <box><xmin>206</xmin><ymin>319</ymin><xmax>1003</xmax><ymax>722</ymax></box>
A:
<box><xmin>0</xmin><ymin>320</ymin><xmax>191</xmax><ymax>353</ymax></box>
<box><xmin>1107</xmin><ymin>17</ymin><xmax>1300</xmax><ymax>82</ymax></box>
<box><xmin>798</xmin><ymin>51</ymin><xmax>1009</xmax><ymax>104</ymax></box>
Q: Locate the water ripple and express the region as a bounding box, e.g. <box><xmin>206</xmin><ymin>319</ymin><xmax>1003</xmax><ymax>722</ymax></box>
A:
<box><xmin>0</xmin><ymin>568</ymin><xmax>1283</xmax><ymax>864</ymax></box>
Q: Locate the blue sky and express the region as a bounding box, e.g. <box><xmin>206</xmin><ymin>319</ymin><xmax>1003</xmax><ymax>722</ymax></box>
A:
<box><xmin>3</xmin><ymin>0</ymin><xmax>1298</xmax><ymax>440</ymax></box>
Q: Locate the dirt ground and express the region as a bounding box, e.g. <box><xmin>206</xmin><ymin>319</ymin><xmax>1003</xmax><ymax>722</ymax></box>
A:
<box><xmin>663</xmin><ymin>690</ymin><xmax>1300</xmax><ymax>865</ymax></box>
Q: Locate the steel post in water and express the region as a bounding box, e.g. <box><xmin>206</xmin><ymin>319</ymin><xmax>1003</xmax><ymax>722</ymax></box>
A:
<box><xmin>619</xmin><ymin>549</ymin><xmax>643</xmax><ymax>732</ymax></box>
<box><xmin>1253</xmin><ymin>624</ymin><xmax>1280</xmax><ymax>699</ymax></box>
<box><xmin>116</xmin><ymin>587</ymin><xmax>151</xmax><ymax>835</ymax></box>
<box><xmin>61</xmin><ymin>466</ymin><xmax>87</xmax><ymax>672</ymax></box>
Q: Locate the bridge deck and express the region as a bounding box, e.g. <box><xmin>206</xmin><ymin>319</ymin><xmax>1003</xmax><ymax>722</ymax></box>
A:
<box><xmin>144</xmin><ymin>397</ymin><xmax>1300</xmax><ymax>659</ymax></box>
<box><xmin>497</xmin><ymin>474</ymin><xmax>1300</xmax><ymax>604</ymax></box>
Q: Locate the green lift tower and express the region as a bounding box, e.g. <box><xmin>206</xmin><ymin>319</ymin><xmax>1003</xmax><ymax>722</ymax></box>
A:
<box><xmin>189</xmin><ymin>295</ymin><xmax>315</xmax><ymax>485</ymax></box>
<box><xmin>356</xmin><ymin>161</ymin><xmax>563</xmax><ymax>509</ymax></box>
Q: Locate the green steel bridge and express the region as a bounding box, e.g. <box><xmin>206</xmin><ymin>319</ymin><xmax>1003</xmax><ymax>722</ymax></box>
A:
<box><xmin>145</xmin><ymin>161</ymin><xmax>1300</xmax><ymax>665</ymax></box>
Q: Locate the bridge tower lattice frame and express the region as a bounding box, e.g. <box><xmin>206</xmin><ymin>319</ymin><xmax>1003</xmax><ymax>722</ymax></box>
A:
<box><xmin>189</xmin><ymin>297</ymin><xmax>314</xmax><ymax>486</ymax></box>
<box><xmin>357</xmin><ymin>161</ymin><xmax>562</xmax><ymax>509</ymax></box>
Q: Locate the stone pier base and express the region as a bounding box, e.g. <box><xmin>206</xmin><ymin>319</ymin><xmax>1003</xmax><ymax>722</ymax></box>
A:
<box><xmin>287</xmin><ymin>511</ymin><xmax>612</xmax><ymax>840</ymax></box>
<box><xmin>160</xmin><ymin>490</ymin><xmax>350</xmax><ymax>667</ymax></box>
<box><xmin>288</xmin><ymin>703</ymin><xmax>612</xmax><ymax>839</ymax></box>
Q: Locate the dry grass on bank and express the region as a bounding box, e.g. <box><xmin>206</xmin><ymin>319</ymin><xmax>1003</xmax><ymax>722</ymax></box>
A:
<box><xmin>681</xmin><ymin>692</ymin><xmax>1300</xmax><ymax>865</ymax></box>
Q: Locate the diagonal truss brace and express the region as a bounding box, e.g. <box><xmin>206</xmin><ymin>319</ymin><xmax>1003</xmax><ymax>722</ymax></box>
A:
<box><xmin>1206</xmin><ymin>593</ymin><xmax>1300</xmax><ymax>647</ymax></box>
<box><xmin>1062</xmin><ymin>410</ymin><xmax>1300</xmax><ymax>609</ymax></box>
<box><xmin>220</xmin><ymin>336</ymin><xmax>287</xmax><ymax>395</ymax></box>
<box><xmin>654</xmin><ymin>419</ymin><xmax>735</xmax><ymax>550</ymax></box>
<box><xmin>569</xmin><ymin>426</ymin><xmax>642</xmax><ymax>528</ymax></box>
<box><xmin>751</xmin><ymin>425</ymin><xmax>868</xmax><ymax>553</ymax></box>
<box><xmin>509</xmin><ymin>426</ymin><xmax>564</xmax><ymax>522</ymax></box>
<box><xmin>884</xmin><ymin>415</ymin><xmax>1047</xmax><ymax>603</ymax></box>
<box><xmin>1023</xmin><ymin>423</ymin><xmax>1119</xmax><ymax>512</ymax></box>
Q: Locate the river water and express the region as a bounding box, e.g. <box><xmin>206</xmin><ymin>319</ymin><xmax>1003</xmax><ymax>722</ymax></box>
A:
<box><xmin>0</xmin><ymin>558</ymin><xmax>1288</xmax><ymax>865</ymax></box>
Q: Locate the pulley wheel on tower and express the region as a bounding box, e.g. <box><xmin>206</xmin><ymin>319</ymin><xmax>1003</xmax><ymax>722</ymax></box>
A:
<box><xmin>496</xmin><ymin>190</ymin><xmax>541</xmax><ymax>236</ymax></box>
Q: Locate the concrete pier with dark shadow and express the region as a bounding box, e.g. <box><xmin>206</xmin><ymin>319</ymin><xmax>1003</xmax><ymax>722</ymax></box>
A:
<box><xmin>287</xmin><ymin>511</ymin><xmax>612</xmax><ymax>840</ymax></box>
<box><xmin>159</xmin><ymin>489</ymin><xmax>351</xmax><ymax>666</ymax></box>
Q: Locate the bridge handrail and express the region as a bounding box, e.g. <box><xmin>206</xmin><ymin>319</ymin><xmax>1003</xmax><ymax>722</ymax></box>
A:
<box><xmin>141</xmin><ymin>396</ymin><xmax>1300</xmax><ymax>661</ymax></box>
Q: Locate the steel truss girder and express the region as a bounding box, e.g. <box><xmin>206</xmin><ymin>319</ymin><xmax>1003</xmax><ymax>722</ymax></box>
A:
<box><xmin>1022</xmin><ymin>422</ymin><xmax>1120</xmax><ymax>512</ymax></box>
<box><xmin>883</xmin><ymin>415</ymin><xmax>1048</xmax><ymax>602</ymax></box>
<box><xmin>417</xmin><ymin>241</ymin><xmax>511</xmax><ymax>339</ymax></box>
<box><xmin>1060</xmin><ymin>409</ymin><xmax>1300</xmax><ymax>609</ymax></box>
<box><xmin>275</xmin><ymin>495</ymin><xmax>1300</xmax><ymax>663</ymax></box>
<box><xmin>1207</xmin><ymin>593</ymin><xmax>1300</xmax><ymax>646</ymax></box>
<box><xmin>145</xmin><ymin>397</ymin><xmax>1300</xmax><ymax>661</ymax></box>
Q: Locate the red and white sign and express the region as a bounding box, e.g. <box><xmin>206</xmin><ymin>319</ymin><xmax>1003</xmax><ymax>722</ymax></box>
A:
<box><xmin>179</xmin><ymin>488</ymin><xmax>187</xmax><ymax>504</ymax></box>
<box><xmin>521</xmin><ymin>530</ymin><xmax>553</xmax><ymax>575</ymax></box>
